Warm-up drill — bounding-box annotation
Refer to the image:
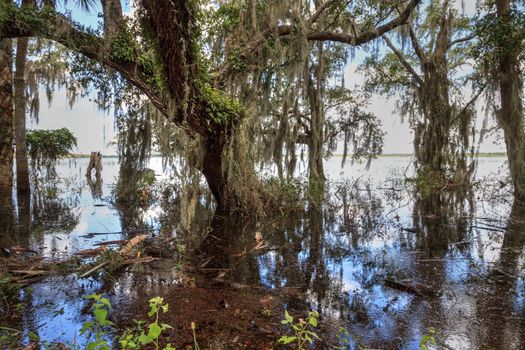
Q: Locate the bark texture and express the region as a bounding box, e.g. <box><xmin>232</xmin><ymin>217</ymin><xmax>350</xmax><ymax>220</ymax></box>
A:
<box><xmin>0</xmin><ymin>37</ymin><xmax>13</xmax><ymax>197</ymax></box>
<box><xmin>101</xmin><ymin>0</ymin><xmax>124</xmax><ymax>39</ymax></box>
<box><xmin>14</xmin><ymin>36</ymin><xmax>30</xmax><ymax>195</ymax></box>
<box><xmin>495</xmin><ymin>0</ymin><xmax>525</xmax><ymax>200</ymax></box>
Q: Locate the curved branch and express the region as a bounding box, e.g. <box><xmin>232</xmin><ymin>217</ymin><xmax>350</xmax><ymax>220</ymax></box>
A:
<box><xmin>307</xmin><ymin>0</ymin><xmax>340</xmax><ymax>27</ymax></box>
<box><xmin>215</xmin><ymin>0</ymin><xmax>422</xmax><ymax>83</ymax></box>
<box><xmin>0</xmin><ymin>4</ymin><xmax>169</xmax><ymax>119</ymax></box>
<box><xmin>448</xmin><ymin>34</ymin><xmax>476</xmax><ymax>49</ymax></box>
<box><xmin>306</xmin><ymin>0</ymin><xmax>422</xmax><ymax>46</ymax></box>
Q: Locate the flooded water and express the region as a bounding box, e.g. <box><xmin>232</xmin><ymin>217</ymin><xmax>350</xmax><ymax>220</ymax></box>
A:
<box><xmin>1</xmin><ymin>155</ymin><xmax>524</xmax><ymax>349</ymax></box>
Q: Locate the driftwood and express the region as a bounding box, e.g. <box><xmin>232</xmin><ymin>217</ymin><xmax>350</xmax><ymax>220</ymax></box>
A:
<box><xmin>79</xmin><ymin>234</ymin><xmax>149</xmax><ymax>278</ymax></box>
<box><xmin>402</xmin><ymin>227</ymin><xmax>419</xmax><ymax>234</ymax></box>
<box><xmin>120</xmin><ymin>234</ymin><xmax>147</xmax><ymax>256</ymax></box>
<box><xmin>80</xmin><ymin>261</ymin><xmax>110</xmax><ymax>278</ymax></box>
<box><xmin>81</xmin><ymin>228</ymin><xmax>156</xmax><ymax>238</ymax></box>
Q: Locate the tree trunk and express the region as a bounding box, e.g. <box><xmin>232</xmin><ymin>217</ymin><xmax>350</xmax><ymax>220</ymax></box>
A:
<box><xmin>85</xmin><ymin>151</ymin><xmax>103</xmax><ymax>180</ymax></box>
<box><xmin>0</xmin><ymin>37</ymin><xmax>13</xmax><ymax>197</ymax></box>
<box><xmin>305</xmin><ymin>43</ymin><xmax>326</xmax><ymax>185</ymax></box>
<box><xmin>415</xmin><ymin>58</ymin><xmax>451</xmax><ymax>177</ymax></box>
<box><xmin>495</xmin><ymin>0</ymin><xmax>525</xmax><ymax>200</ymax></box>
<box><xmin>14</xmin><ymin>36</ymin><xmax>30</xmax><ymax>195</ymax></box>
<box><xmin>143</xmin><ymin>0</ymin><xmax>262</xmax><ymax>213</ymax></box>
<box><xmin>201</xmin><ymin>134</ymin><xmax>244</xmax><ymax>211</ymax></box>
<box><xmin>101</xmin><ymin>0</ymin><xmax>124</xmax><ymax>39</ymax></box>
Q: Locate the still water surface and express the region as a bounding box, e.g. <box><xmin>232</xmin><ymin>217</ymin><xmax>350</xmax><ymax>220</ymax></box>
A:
<box><xmin>2</xmin><ymin>155</ymin><xmax>524</xmax><ymax>349</ymax></box>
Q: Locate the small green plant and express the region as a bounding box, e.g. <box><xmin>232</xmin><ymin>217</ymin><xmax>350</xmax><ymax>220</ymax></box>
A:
<box><xmin>333</xmin><ymin>327</ymin><xmax>368</xmax><ymax>350</ymax></box>
<box><xmin>81</xmin><ymin>294</ymin><xmax>113</xmax><ymax>350</ymax></box>
<box><xmin>419</xmin><ymin>327</ymin><xmax>436</xmax><ymax>350</ymax></box>
<box><xmin>278</xmin><ymin>310</ymin><xmax>321</xmax><ymax>349</ymax></box>
<box><xmin>119</xmin><ymin>297</ymin><xmax>175</xmax><ymax>350</ymax></box>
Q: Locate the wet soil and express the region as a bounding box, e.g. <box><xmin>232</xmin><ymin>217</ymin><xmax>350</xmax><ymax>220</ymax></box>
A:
<box><xmin>115</xmin><ymin>281</ymin><xmax>282</xmax><ymax>349</ymax></box>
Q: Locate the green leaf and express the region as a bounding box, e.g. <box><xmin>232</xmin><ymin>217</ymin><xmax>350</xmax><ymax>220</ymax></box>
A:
<box><xmin>278</xmin><ymin>336</ymin><xmax>297</xmax><ymax>344</ymax></box>
<box><xmin>80</xmin><ymin>321</ymin><xmax>94</xmax><ymax>335</ymax></box>
<box><xmin>94</xmin><ymin>308</ymin><xmax>108</xmax><ymax>326</ymax></box>
<box><xmin>160</xmin><ymin>323</ymin><xmax>173</xmax><ymax>331</ymax></box>
<box><xmin>139</xmin><ymin>334</ymin><xmax>152</xmax><ymax>345</ymax></box>
<box><xmin>84</xmin><ymin>294</ymin><xmax>99</xmax><ymax>300</ymax></box>
<box><xmin>99</xmin><ymin>297</ymin><xmax>111</xmax><ymax>310</ymax></box>
<box><xmin>309</xmin><ymin>317</ymin><xmax>318</xmax><ymax>327</ymax></box>
<box><xmin>148</xmin><ymin>323</ymin><xmax>162</xmax><ymax>340</ymax></box>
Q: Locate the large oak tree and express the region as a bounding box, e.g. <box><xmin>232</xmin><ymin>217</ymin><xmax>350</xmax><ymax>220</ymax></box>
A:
<box><xmin>0</xmin><ymin>0</ymin><xmax>421</xmax><ymax>211</ymax></box>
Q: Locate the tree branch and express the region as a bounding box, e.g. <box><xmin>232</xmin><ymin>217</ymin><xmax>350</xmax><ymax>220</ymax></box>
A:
<box><xmin>451</xmin><ymin>84</ymin><xmax>486</xmax><ymax>125</ymax></box>
<box><xmin>214</xmin><ymin>0</ymin><xmax>422</xmax><ymax>83</ymax></box>
<box><xmin>305</xmin><ymin>0</ymin><xmax>422</xmax><ymax>46</ymax></box>
<box><xmin>408</xmin><ymin>26</ymin><xmax>426</xmax><ymax>62</ymax></box>
<box><xmin>383</xmin><ymin>35</ymin><xmax>424</xmax><ymax>85</ymax></box>
<box><xmin>0</xmin><ymin>4</ymin><xmax>169</xmax><ymax>119</ymax></box>
<box><xmin>448</xmin><ymin>34</ymin><xmax>476</xmax><ymax>49</ymax></box>
<box><xmin>307</xmin><ymin>0</ymin><xmax>340</xmax><ymax>27</ymax></box>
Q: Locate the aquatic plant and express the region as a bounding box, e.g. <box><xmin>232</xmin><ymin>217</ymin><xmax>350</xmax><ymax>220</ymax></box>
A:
<box><xmin>419</xmin><ymin>327</ymin><xmax>437</xmax><ymax>350</ymax></box>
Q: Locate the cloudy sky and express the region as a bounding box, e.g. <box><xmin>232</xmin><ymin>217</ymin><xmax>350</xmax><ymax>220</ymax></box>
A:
<box><xmin>30</xmin><ymin>0</ymin><xmax>505</xmax><ymax>155</ymax></box>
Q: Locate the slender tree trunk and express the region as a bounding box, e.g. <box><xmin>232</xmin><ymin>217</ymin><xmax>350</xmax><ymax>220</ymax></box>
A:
<box><xmin>0</xmin><ymin>37</ymin><xmax>13</xmax><ymax>197</ymax></box>
<box><xmin>495</xmin><ymin>0</ymin><xmax>525</xmax><ymax>200</ymax></box>
<box><xmin>305</xmin><ymin>43</ymin><xmax>326</xmax><ymax>185</ymax></box>
<box><xmin>14</xmin><ymin>36</ymin><xmax>30</xmax><ymax>195</ymax></box>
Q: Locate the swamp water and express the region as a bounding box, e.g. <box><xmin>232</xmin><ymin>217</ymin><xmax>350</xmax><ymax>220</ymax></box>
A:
<box><xmin>0</xmin><ymin>155</ymin><xmax>524</xmax><ymax>349</ymax></box>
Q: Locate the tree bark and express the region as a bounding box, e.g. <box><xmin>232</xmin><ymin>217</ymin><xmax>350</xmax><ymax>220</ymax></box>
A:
<box><xmin>101</xmin><ymin>0</ymin><xmax>123</xmax><ymax>40</ymax></box>
<box><xmin>495</xmin><ymin>0</ymin><xmax>525</xmax><ymax>200</ymax></box>
<box><xmin>0</xmin><ymin>37</ymin><xmax>13</xmax><ymax>197</ymax></box>
<box><xmin>14</xmin><ymin>36</ymin><xmax>30</xmax><ymax>195</ymax></box>
<box><xmin>305</xmin><ymin>43</ymin><xmax>326</xmax><ymax>184</ymax></box>
<box><xmin>142</xmin><ymin>0</ymin><xmax>260</xmax><ymax>212</ymax></box>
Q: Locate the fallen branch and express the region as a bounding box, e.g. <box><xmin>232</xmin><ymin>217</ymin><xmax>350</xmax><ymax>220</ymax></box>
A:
<box><xmin>94</xmin><ymin>240</ymin><xmax>128</xmax><ymax>246</ymax></box>
<box><xmin>80</xmin><ymin>261</ymin><xmax>110</xmax><ymax>278</ymax></box>
<box><xmin>120</xmin><ymin>234</ymin><xmax>147</xmax><ymax>256</ymax></box>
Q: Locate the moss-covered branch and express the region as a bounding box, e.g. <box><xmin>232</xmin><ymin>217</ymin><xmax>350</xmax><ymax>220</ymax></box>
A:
<box><xmin>0</xmin><ymin>2</ymin><xmax>168</xmax><ymax>118</ymax></box>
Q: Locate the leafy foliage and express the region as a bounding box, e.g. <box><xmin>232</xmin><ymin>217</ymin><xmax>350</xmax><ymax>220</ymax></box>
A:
<box><xmin>119</xmin><ymin>297</ymin><xmax>175</xmax><ymax>350</ymax></box>
<box><xmin>81</xmin><ymin>294</ymin><xmax>114</xmax><ymax>350</ymax></box>
<box><xmin>278</xmin><ymin>310</ymin><xmax>321</xmax><ymax>349</ymax></box>
<box><xmin>26</xmin><ymin>128</ymin><xmax>77</xmax><ymax>172</ymax></box>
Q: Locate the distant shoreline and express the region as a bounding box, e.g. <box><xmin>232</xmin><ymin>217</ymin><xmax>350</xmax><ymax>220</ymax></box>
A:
<box><xmin>66</xmin><ymin>152</ymin><xmax>507</xmax><ymax>159</ymax></box>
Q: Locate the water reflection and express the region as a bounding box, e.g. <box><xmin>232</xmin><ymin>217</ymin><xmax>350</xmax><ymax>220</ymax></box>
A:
<box><xmin>475</xmin><ymin>201</ymin><xmax>525</xmax><ymax>349</ymax></box>
<box><xmin>3</xmin><ymin>156</ymin><xmax>525</xmax><ymax>350</ymax></box>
